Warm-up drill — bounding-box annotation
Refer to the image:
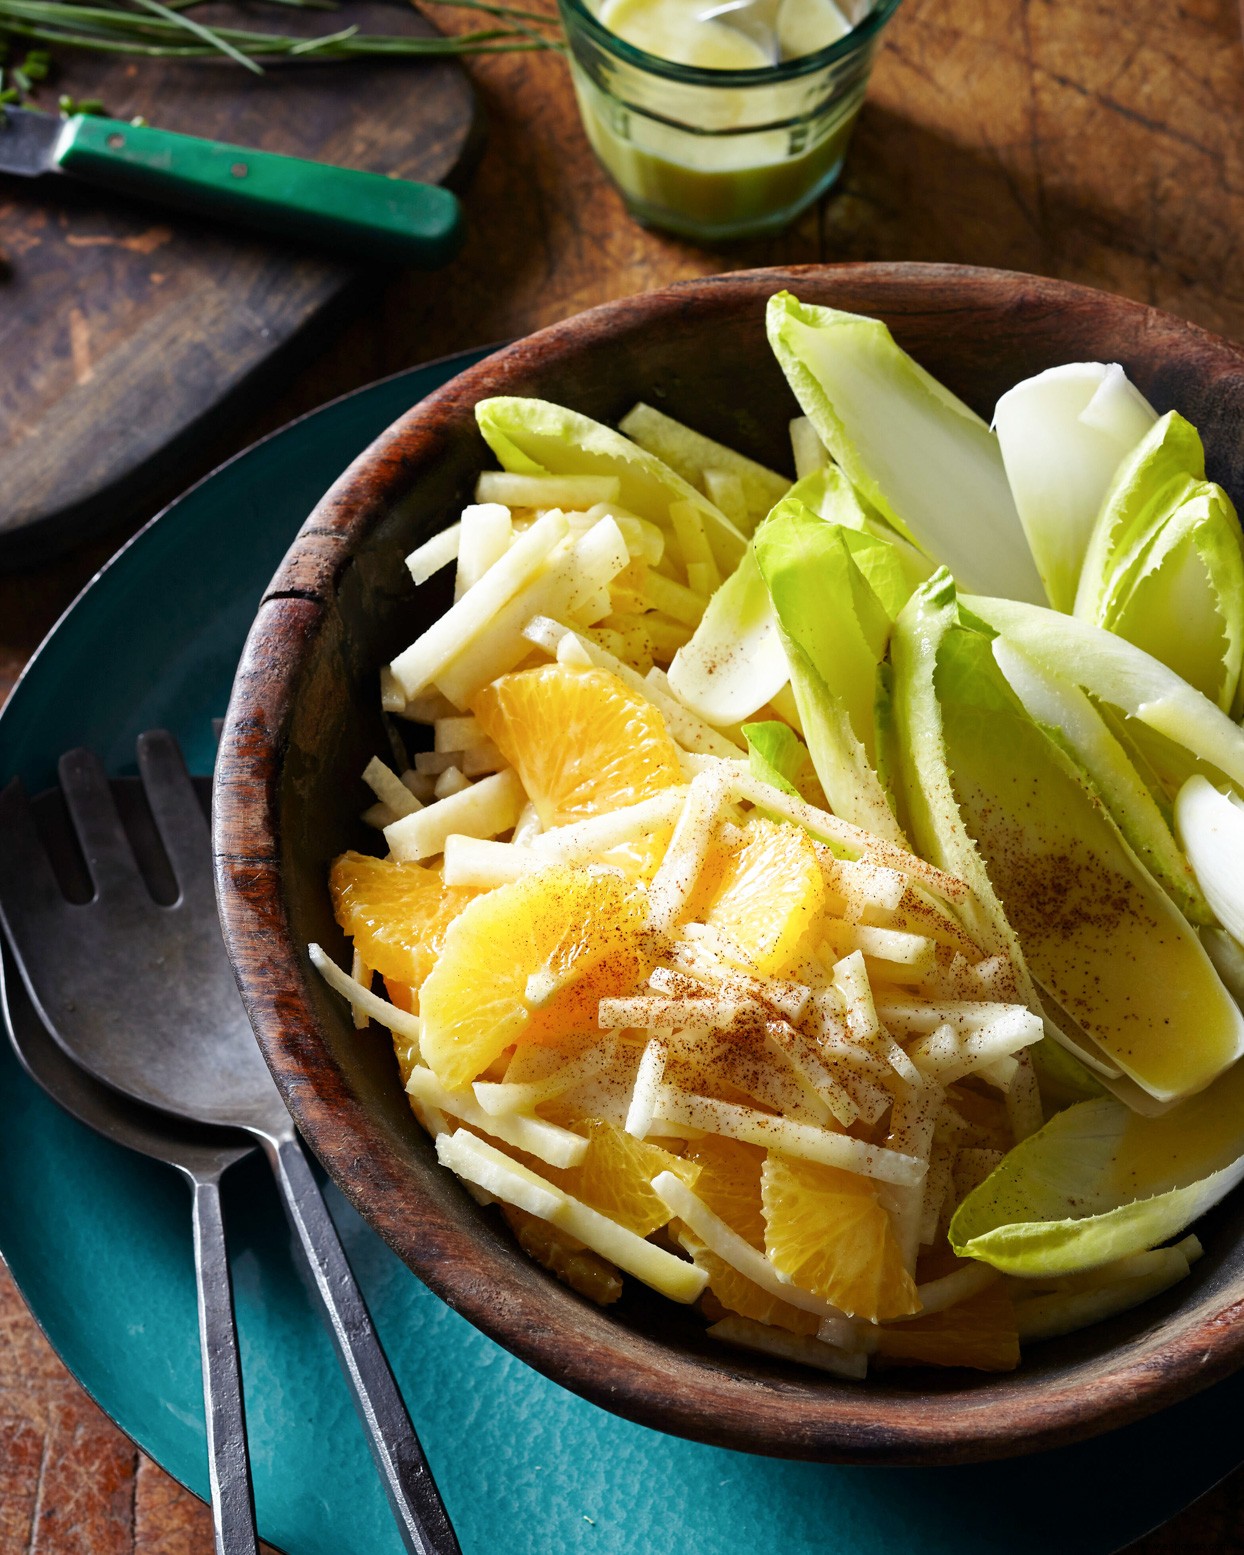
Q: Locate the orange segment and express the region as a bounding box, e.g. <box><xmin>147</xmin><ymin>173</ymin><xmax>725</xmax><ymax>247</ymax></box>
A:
<box><xmin>682</xmin><ymin>1135</ymin><xmax>768</xmax><ymax>1248</ymax></box>
<box><xmin>875</xmin><ymin>1280</ymin><xmax>1019</xmax><ymax>1372</ymax></box>
<box><xmin>547</xmin><ymin>1119</ymin><xmax>699</xmax><ymax>1236</ymax></box>
<box><xmin>681</xmin><ymin>831</ymin><xmax>735</xmax><ymax>925</ymax></box>
<box><xmin>701</xmin><ymin>817</ymin><xmax>825</xmax><ymax>975</ymax></box>
<box><xmin>597</xmin><ymin>821</ymin><xmax>678</xmax><ymax>886</ymax></box>
<box><xmin>677</xmin><ymin>1138</ymin><xmax>818</xmax><ymax>1335</ymax></box>
<box><xmin>330</xmin><ymin>851</ymin><xmax>477</xmax><ymax>990</ymax></box>
<box><xmin>378</xmin><ymin>980</ymin><xmax>423</xmax><ymax>1087</ymax></box>
<box><xmin>384</xmin><ymin>979</ymin><xmax>415</xmax><ymax>1014</ymax></box>
<box><xmin>500</xmin><ymin>1206</ymin><xmax>623</xmax><ymax>1306</ymax></box>
<box><xmin>472</xmin><ymin>663</ymin><xmax>685</xmax><ymax>828</ymax></box>
<box><xmin>686</xmin><ymin>1235</ymin><xmax>819</xmax><ymax>1336</ymax></box>
<box><xmin>419</xmin><ymin>865</ymin><xmax>648</xmax><ymax>1089</ymax></box>
<box><xmin>762</xmin><ymin>1153</ymin><xmax>919</xmax><ymax>1323</ymax></box>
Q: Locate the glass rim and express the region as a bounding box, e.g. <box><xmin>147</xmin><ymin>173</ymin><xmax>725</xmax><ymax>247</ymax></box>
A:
<box><xmin>557</xmin><ymin>0</ymin><xmax>903</xmax><ymax>87</ymax></box>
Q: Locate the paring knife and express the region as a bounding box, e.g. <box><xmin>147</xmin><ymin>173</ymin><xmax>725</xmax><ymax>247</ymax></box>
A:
<box><xmin>0</xmin><ymin>105</ymin><xmax>463</xmax><ymax>266</ymax></box>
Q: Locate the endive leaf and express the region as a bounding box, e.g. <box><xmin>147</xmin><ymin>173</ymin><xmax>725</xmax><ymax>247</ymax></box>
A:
<box><xmin>891</xmin><ymin>569</ymin><xmax>1037</xmax><ymax>985</ymax></box>
<box><xmin>765</xmin><ymin>291</ymin><xmax>1045</xmax><ymax>604</ymax></box>
<box><xmin>1073</xmin><ymin>410</ymin><xmax>1205</xmax><ymax>622</ymax></box>
<box><xmin>475</xmin><ymin>397</ymin><xmax>746</xmax><ymax>569</ymax></box>
<box><xmin>889</xmin><ymin>586</ymin><xmax>1104</xmax><ymax>1099</ymax></box>
<box><xmin>1103</xmin><ymin>484</ymin><xmax>1244</xmax><ymax>716</ymax></box>
<box><xmin>782</xmin><ymin>632</ymin><xmax>905</xmax><ymax>844</ymax></box>
<box><xmin>1203</xmin><ymin>927</ymin><xmax>1244</xmax><ymax>1007</ymax></box>
<box><xmin>743</xmin><ymin>720</ymin><xmax>809</xmax><ymax>801</ymax></box>
<box><xmin>802</xmin><ymin>478</ymin><xmax>925</xmax><ymax>620</ymax></box>
<box><xmin>992</xmin><ymin>638</ymin><xmax>1211</xmax><ymax>925</ymax></box>
<box><xmin>785</xmin><ymin>465</ymin><xmax>935</xmax><ymax>597</ymax></box>
<box><xmin>894</xmin><ymin>572</ymin><xmax>1244</xmax><ymax>1102</ymax></box>
<box><xmin>1073</xmin><ymin>402</ymin><xmax>1244</xmax><ymax>716</ymax></box>
<box><xmin>950</xmin><ymin>1057</ymin><xmax>1244</xmax><ymax>1275</ymax></box>
<box><xmin>1029</xmin><ymin>1035</ymin><xmax>1107</xmax><ymax>1110</ymax></box>
<box><xmin>964</xmin><ymin>595</ymin><xmax>1244</xmax><ymax>792</ymax></box>
<box><xmin>873</xmin><ymin>662</ymin><xmax>903</xmax><ymax>831</ymax></box>
<box><xmin>993</xmin><ymin>362</ymin><xmax>1157</xmax><ymax>612</ymax></box>
<box><xmin>665</xmin><ymin>544</ymin><xmax>788</xmax><ymax>726</ymax></box>
<box><xmin>1176</xmin><ymin>776</ymin><xmax>1244</xmax><ymax>944</ymax></box>
<box><xmin>754</xmin><ymin>498</ymin><xmax>904</xmax><ymax>760</ymax></box>
<box><xmin>886</xmin><ymin>586</ymin><xmax>1099</xmax><ymax>1100</ymax></box>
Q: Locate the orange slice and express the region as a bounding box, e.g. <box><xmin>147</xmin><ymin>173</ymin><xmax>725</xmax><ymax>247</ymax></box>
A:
<box><xmin>500</xmin><ymin>1206</ymin><xmax>623</xmax><ymax>1306</ymax></box>
<box><xmin>419</xmin><ymin>865</ymin><xmax>648</xmax><ymax>1089</ymax></box>
<box><xmin>384</xmin><ymin>979</ymin><xmax>415</xmax><ymax>1014</ymax></box>
<box><xmin>472</xmin><ymin>662</ymin><xmax>685</xmax><ymax>827</ymax></box>
<box><xmin>682</xmin><ymin>1135</ymin><xmax>768</xmax><ymax>1248</ymax></box>
<box><xmin>762</xmin><ymin>1153</ymin><xmax>919</xmax><ymax>1323</ymax></box>
<box><xmin>330</xmin><ymin>851</ymin><xmax>477</xmax><ymax>990</ymax></box>
<box><xmin>686</xmin><ymin>1235</ymin><xmax>819</xmax><ymax>1336</ymax></box>
<box><xmin>548</xmin><ymin>1119</ymin><xmax>699</xmax><ymax>1237</ymax></box>
<box><xmin>680</xmin><ymin>831</ymin><xmax>735</xmax><ymax>925</ymax></box>
<box><xmin>875</xmin><ymin>1280</ymin><xmax>1019</xmax><ymax>1372</ymax></box>
<box><xmin>701</xmin><ymin>817</ymin><xmax>825</xmax><ymax>975</ymax></box>
<box><xmin>596</xmin><ymin>821</ymin><xmax>678</xmax><ymax>886</ymax></box>
<box><xmin>676</xmin><ymin>1138</ymin><xmax>818</xmax><ymax>1334</ymax></box>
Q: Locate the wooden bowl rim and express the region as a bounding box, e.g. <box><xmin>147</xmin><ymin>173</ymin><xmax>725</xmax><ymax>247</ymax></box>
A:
<box><xmin>214</xmin><ymin>261</ymin><xmax>1244</xmax><ymax>1464</ymax></box>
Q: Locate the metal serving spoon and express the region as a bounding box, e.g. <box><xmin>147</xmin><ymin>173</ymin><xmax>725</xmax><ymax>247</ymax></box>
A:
<box><xmin>0</xmin><ymin>931</ymin><xmax>260</xmax><ymax>1555</ymax></box>
<box><xmin>0</xmin><ymin>733</ymin><xmax>459</xmax><ymax>1555</ymax></box>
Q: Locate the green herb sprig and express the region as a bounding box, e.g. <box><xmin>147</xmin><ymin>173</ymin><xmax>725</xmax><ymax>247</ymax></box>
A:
<box><xmin>0</xmin><ymin>0</ymin><xmax>563</xmax><ymax>77</ymax></box>
<box><xmin>0</xmin><ymin>38</ymin><xmax>54</xmax><ymax>99</ymax></box>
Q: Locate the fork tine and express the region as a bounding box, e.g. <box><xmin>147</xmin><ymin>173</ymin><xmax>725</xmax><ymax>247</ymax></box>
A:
<box><xmin>136</xmin><ymin>731</ymin><xmax>213</xmax><ymax>902</ymax></box>
<box><xmin>57</xmin><ymin>748</ymin><xmax>143</xmax><ymax>900</ymax></box>
<box><xmin>0</xmin><ymin>779</ymin><xmax>68</xmax><ymax>950</ymax></box>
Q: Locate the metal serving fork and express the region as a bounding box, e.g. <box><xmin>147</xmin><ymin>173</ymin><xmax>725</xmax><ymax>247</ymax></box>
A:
<box><xmin>0</xmin><ymin>732</ymin><xmax>459</xmax><ymax>1555</ymax></box>
<box><xmin>0</xmin><ymin>928</ymin><xmax>259</xmax><ymax>1555</ymax></box>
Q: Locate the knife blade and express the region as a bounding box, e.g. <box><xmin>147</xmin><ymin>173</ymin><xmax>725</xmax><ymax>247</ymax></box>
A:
<box><xmin>0</xmin><ymin>106</ymin><xmax>463</xmax><ymax>266</ymax></box>
<box><xmin>0</xmin><ymin>106</ymin><xmax>70</xmax><ymax>177</ymax></box>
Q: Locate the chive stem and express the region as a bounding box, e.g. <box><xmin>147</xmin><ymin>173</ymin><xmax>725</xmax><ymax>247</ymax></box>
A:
<box><xmin>126</xmin><ymin>0</ymin><xmax>265</xmax><ymax>72</ymax></box>
<box><xmin>0</xmin><ymin>0</ymin><xmax>563</xmax><ymax>64</ymax></box>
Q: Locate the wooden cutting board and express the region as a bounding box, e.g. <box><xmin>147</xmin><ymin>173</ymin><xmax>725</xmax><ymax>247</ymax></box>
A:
<box><xmin>0</xmin><ymin>0</ymin><xmax>481</xmax><ymax>563</ymax></box>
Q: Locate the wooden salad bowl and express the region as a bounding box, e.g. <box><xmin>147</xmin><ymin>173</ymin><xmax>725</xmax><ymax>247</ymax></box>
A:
<box><xmin>214</xmin><ymin>263</ymin><xmax>1244</xmax><ymax>1464</ymax></box>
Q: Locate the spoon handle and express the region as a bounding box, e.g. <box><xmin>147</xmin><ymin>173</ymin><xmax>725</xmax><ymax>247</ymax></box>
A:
<box><xmin>190</xmin><ymin>1173</ymin><xmax>260</xmax><ymax>1555</ymax></box>
<box><xmin>266</xmin><ymin>1132</ymin><xmax>461</xmax><ymax>1555</ymax></box>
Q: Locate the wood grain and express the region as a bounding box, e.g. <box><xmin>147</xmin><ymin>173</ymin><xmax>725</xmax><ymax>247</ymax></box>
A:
<box><xmin>0</xmin><ymin>0</ymin><xmax>479</xmax><ymax>561</ymax></box>
<box><xmin>5</xmin><ymin>0</ymin><xmax>1244</xmax><ymax>1545</ymax></box>
<box><xmin>0</xmin><ymin>1263</ymin><xmax>280</xmax><ymax>1554</ymax></box>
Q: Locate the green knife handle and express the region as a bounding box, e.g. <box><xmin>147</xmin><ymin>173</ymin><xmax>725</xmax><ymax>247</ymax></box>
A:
<box><xmin>57</xmin><ymin>114</ymin><xmax>463</xmax><ymax>267</ymax></box>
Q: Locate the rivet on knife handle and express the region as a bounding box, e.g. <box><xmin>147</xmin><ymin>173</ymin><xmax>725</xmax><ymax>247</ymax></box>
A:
<box><xmin>55</xmin><ymin>114</ymin><xmax>464</xmax><ymax>267</ymax></box>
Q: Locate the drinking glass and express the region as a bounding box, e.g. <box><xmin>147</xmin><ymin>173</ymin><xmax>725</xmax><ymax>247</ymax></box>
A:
<box><xmin>557</xmin><ymin>0</ymin><xmax>902</xmax><ymax>243</ymax></box>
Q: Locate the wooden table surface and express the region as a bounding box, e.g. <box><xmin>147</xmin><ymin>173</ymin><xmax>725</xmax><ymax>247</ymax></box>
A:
<box><xmin>4</xmin><ymin>0</ymin><xmax>1244</xmax><ymax>1547</ymax></box>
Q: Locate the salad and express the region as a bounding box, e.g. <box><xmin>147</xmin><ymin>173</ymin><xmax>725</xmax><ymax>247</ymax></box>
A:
<box><xmin>311</xmin><ymin>292</ymin><xmax>1244</xmax><ymax>1378</ymax></box>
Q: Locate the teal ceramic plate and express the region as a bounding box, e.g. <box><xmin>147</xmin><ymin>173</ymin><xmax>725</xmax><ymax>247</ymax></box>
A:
<box><xmin>3</xmin><ymin>352</ymin><xmax>1244</xmax><ymax>1555</ymax></box>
